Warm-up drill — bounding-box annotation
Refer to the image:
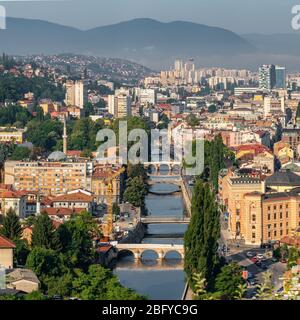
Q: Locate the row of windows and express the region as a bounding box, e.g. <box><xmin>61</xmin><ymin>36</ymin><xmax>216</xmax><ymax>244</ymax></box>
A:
<box><xmin>267</xmin><ymin>204</ymin><xmax>289</xmax><ymax>210</ymax></box>
<box><xmin>267</xmin><ymin>212</ymin><xmax>289</xmax><ymax>220</ymax></box>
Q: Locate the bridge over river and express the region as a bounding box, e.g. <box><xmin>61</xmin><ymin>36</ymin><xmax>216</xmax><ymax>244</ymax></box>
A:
<box><xmin>116</xmin><ymin>243</ymin><xmax>184</xmax><ymax>260</ymax></box>
<box><xmin>141</xmin><ymin>216</ymin><xmax>190</xmax><ymax>224</ymax></box>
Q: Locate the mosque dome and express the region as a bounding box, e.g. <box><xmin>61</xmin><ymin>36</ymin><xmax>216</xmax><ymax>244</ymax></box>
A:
<box><xmin>47</xmin><ymin>151</ymin><xmax>66</xmax><ymax>161</ymax></box>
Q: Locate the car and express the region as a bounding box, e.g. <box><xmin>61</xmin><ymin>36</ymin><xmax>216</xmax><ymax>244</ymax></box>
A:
<box><xmin>257</xmin><ymin>254</ymin><xmax>264</xmax><ymax>260</ymax></box>
<box><xmin>255</xmin><ymin>261</ymin><xmax>262</xmax><ymax>267</ymax></box>
<box><xmin>260</xmin><ymin>262</ymin><xmax>268</xmax><ymax>270</ymax></box>
<box><xmin>247</xmin><ymin>272</ymin><xmax>255</xmax><ymax>279</ymax></box>
<box><xmin>251</xmin><ymin>257</ymin><xmax>258</xmax><ymax>263</ymax></box>
<box><xmin>246</xmin><ymin>252</ymin><xmax>254</xmax><ymax>258</ymax></box>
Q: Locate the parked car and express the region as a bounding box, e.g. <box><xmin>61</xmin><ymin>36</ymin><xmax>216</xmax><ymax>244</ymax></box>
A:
<box><xmin>251</xmin><ymin>257</ymin><xmax>258</xmax><ymax>263</ymax></box>
<box><xmin>260</xmin><ymin>263</ymin><xmax>268</xmax><ymax>270</ymax></box>
<box><xmin>255</xmin><ymin>261</ymin><xmax>262</xmax><ymax>267</ymax></box>
<box><xmin>257</xmin><ymin>254</ymin><xmax>264</xmax><ymax>260</ymax></box>
<box><xmin>246</xmin><ymin>252</ymin><xmax>254</xmax><ymax>258</ymax></box>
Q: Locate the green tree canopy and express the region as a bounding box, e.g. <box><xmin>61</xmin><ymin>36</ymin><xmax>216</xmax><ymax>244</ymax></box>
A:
<box><xmin>215</xmin><ymin>262</ymin><xmax>244</xmax><ymax>300</ymax></box>
<box><xmin>0</xmin><ymin>208</ymin><xmax>22</xmax><ymax>240</ymax></box>
<box><xmin>31</xmin><ymin>213</ymin><xmax>60</xmax><ymax>250</ymax></box>
<box><xmin>184</xmin><ymin>180</ymin><xmax>220</xmax><ymax>289</ymax></box>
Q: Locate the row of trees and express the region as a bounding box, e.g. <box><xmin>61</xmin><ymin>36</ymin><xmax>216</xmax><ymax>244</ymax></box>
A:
<box><xmin>184</xmin><ymin>180</ymin><xmax>246</xmax><ymax>300</ymax></box>
<box><xmin>0</xmin><ymin>210</ymin><xmax>144</xmax><ymax>300</ymax></box>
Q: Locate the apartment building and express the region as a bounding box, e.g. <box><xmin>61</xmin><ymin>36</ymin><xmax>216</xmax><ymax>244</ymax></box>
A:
<box><xmin>4</xmin><ymin>159</ymin><xmax>93</xmax><ymax>196</ymax></box>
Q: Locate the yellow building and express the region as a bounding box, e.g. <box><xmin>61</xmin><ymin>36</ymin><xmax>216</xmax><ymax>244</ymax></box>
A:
<box><xmin>0</xmin><ymin>235</ymin><xmax>15</xmax><ymax>269</ymax></box>
<box><xmin>0</xmin><ymin>127</ymin><xmax>25</xmax><ymax>144</ymax></box>
<box><xmin>91</xmin><ymin>165</ymin><xmax>124</xmax><ymax>204</ymax></box>
<box><xmin>219</xmin><ymin>170</ymin><xmax>300</xmax><ymax>245</ymax></box>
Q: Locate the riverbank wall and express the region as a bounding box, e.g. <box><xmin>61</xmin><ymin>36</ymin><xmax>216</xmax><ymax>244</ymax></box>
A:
<box><xmin>118</xmin><ymin>222</ymin><xmax>146</xmax><ymax>244</ymax></box>
<box><xmin>180</xmin><ymin>180</ymin><xmax>192</xmax><ymax>217</ymax></box>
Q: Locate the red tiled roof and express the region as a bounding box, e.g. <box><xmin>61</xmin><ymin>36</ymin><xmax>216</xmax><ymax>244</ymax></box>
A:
<box><xmin>43</xmin><ymin>207</ymin><xmax>83</xmax><ymax>216</ymax></box>
<box><xmin>0</xmin><ymin>190</ymin><xmax>24</xmax><ymax>199</ymax></box>
<box><xmin>0</xmin><ymin>235</ymin><xmax>16</xmax><ymax>249</ymax></box>
<box><xmin>51</xmin><ymin>191</ymin><xmax>93</xmax><ymax>203</ymax></box>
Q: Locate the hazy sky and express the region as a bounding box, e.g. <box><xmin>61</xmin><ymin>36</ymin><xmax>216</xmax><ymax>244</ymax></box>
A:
<box><xmin>1</xmin><ymin>0</ymin><xmax>299</xmax><ymax>34</ymax></box>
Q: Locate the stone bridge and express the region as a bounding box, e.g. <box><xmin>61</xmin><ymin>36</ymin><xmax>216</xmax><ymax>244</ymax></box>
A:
<box><xmin>141</xmin><ymin>216</ymin><xmax>190</xmax><ymax>224</ymax></box>
<box><xmin>116</xmin><ymin>243</ymin><xmax>184</xmax><ymax>260</ymax></box>
<box><xmin>144</xmin><ymin>161</ymin><xmax>182</xmax><ymax>172</ymax></box>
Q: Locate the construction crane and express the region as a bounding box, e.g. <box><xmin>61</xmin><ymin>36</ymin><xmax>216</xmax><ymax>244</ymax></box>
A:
<box><xmin>104</xmin><ymin>166</ymin><xmax>125</xmax><ymax>240</ymax></box>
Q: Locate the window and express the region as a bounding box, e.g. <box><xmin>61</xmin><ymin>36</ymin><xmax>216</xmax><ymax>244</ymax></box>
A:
<box><xmin>274</xmin><ymin>231</ymin><xmax>277</xmax><ymax>237</ymax></box>
<box><xmin>286</xmin><ymin>204</ymin><xmax>289</xmax><ymax>209</ymax></box>
<box><xmin>268</xmin><ymin>232</ymin><xmax>271</xmax><ymax>237</ymax></box>
<box><xmin>280</xmin><ymin>205</ymin><xmax>282</xmax><ymax>210</ymax></box>
<box><xmin>274</xmin><ymin>205</ymin><xmax>277</xmax><ymax>210</ymax></box>
<box><xmin>268</xmin><ymin>213</ymin><xmax>271</xmax><ymax>220</ymax></box>
<box><xmin>274</xmin><ymin>213</ymin><xmax>276</xmax><ymax>219</ymax></box>
<box><xmin>252</xmin><ymin>215</ymin><xmax>256</xmax><ymax>222</ymax></box>
<box><xmin>252</xmin><ymin>233</ymin><xmax>256</xmax><ymax>239</ymax></box>
<box><xmin>252</xmin><ymin>225</ymin><xmax>256</xmax><ymax>229</ymax></box>
<box><xmin>286</xmin><ymin>212</ymin><xmax>289</xmax><ymax>218</ymax></box>
<box><xmin>274</xmin><ymin>223</ymin><xmax>277</xmax><ymax>228</ymax></box>
<box><xmin>280</xmin><ymin>230</ymin><xmax>283</xmax><ymax>236</ymax></box>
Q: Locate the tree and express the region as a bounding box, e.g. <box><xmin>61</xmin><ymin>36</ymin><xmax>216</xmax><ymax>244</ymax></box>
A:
<box><xmin>127</xmin><ymin>163</ymin><xmax>148</xmax><ymax>181</ymax></box>
<box><xmin>184</xmin><ymin>180</ymin><xmax>220</xmax><ymax>289</ymax></box>
<box><xmin>288</xmin><ymin>247</ymin><xmax>300</xmax><ymax>269</ymax></box>
<box><xmin>14</xmin><ymin>239</ymin><xmax>30</xmax><ymax>267</ymax></box>
<box><xmin>57</xmin><ymin>212</ymin><xmax>97</xmax><ymax>269</ymax></box>
<box><xmin>123</xmin><ymin>177</ymin><xmax>148</xmax><ymax>208</ymax></box>
<box><xmin>0</xmin><ymin>208</ymin><xmax>22</xmax><ymax>240</ymax></box>
<box><xmin>186</xmin><ymin>114</ymin><xmax>200</xmax><ymax>127</ymax></box>
<box><xmin>71</xmin><ymin>264</ymin><xmax>145</xmax><ymax>300</ymax></box>
<box><xmin>214</xmin><ymin>262</ymin><xmax>244</xmax><ymax>300</ymax></box>
<box><xmin>25</xmin><ymin>247</ymin><xmax>66</xmax><ymax>279</ymax></box>
<box><xmin>255</xmin><ymin>271</ymin><xmax>274</xmax><ymax>300</ymax></box>
<box><xmin>112</xmin><ymin>203</ymin><xmax>120</xmax><ymax>217</ymax></box>
<box><xmin>10</xmin><ymin>146</ymin><xmax>31</xmax><ymax>160</ymax></box>
<box><xmin>208</xmin><ymin>104</ymin><xmax>217</xmax><ymax>113</ymax></box>
<box><xmin>31</xmin><ymin>213</ymin><xmax>60</xmax><ymax>250</ymax></box>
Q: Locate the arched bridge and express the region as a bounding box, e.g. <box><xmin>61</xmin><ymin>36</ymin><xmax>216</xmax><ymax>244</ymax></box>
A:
<box><xmin>141</xmin><ymin>216</ymin><xmax>190</xmax><ymax>224</ymax></box>
<box><xmin>116</xmin><ymin>243</ymin><xmax>184</xmax><ymax>260</ymax></box>
<box><xmin>144</xmin><ymin>161</ymin><xmax>182</xmax><ymax>172</ymax></box>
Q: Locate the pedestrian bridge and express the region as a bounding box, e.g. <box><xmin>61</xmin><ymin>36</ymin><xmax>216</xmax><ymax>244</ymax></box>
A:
<box><xmin>141</xmin><ymin>216</ymin><xmax>190</xmax><ymax>224</ymax></box>
<box><xmin>116</xmin><ymin>243</ymin><xmax>184</xmax><ymax>260</ymax></box>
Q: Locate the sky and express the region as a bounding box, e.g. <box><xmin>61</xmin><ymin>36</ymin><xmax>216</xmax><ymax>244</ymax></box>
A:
<box><xmin>0</xmin><ymin>0</ymin><xmax>299</xmax><ymax>34</ymax></box>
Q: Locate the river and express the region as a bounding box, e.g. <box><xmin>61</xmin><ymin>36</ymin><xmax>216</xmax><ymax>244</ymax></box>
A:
<box><xmin>114</xmin><ymin>175</ymin><xmax>187</xmax><ymax>300</ymax></box>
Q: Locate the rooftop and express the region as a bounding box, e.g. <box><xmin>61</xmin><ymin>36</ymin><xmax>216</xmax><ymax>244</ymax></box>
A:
<box><xmin>0</xmin><ymin>235</ymin><xmax>16</xmax><ymax>249</ymax></box>
<box><xmin>266</xmin><ymin>170</ymin><xmax>300</xmax><ymax>187</ymax></box>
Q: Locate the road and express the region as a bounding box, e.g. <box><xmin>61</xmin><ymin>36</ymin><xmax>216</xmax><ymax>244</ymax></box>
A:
<box><xmin>220</xmin><ymin>215</ymin><xmax>287</xmax><ymax>297</ymax></box>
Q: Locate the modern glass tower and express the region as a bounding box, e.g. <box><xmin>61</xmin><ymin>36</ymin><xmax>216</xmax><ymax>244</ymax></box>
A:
<box><xmin>275</xmin><ymin>66</ymin><xmax>286</xmax><ymax>89</ymax></box>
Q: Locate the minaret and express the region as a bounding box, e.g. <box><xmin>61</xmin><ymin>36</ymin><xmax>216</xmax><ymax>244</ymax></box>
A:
<box><xmin>63</xmin><ymin>115</ymin><xmax>68</xmax><ymax>155</ymax></box>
